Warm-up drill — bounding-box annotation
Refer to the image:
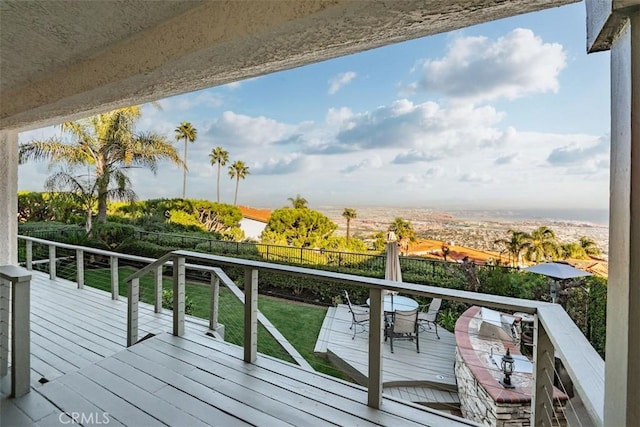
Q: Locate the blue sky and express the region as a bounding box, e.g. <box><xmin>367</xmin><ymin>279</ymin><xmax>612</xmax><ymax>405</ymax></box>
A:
<box><xmin>19</xmin><ymin>2</ymin><xmax>611</xmax><ymax>211</ymax></box>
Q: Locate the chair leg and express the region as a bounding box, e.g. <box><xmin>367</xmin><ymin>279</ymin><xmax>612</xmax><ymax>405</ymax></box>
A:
<box><xmin>416</xmin><ymin>331</ymin><xmax>420</xmax><ymax>353</ymax></box>
<box><xmin>390</xmin><ymin>335</ymin><xmax>394</xmax><ymax>353</ymax></box>
<box><xmin>434</xmin><ymin>322</ymin><xmax>440</xmax><ymax>339</ymax></box>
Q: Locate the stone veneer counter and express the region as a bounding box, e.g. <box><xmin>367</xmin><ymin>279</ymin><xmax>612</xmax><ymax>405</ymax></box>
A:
<box><xmin>454</xmin><ymin>306</ymin><xmax>568</xmax><ymax>426</ymax></box>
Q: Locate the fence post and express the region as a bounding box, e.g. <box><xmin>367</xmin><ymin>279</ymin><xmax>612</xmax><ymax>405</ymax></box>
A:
<box><xmin>48</xmin><ymin>244</ymin><xmax>56</xmax><ymax>279</ymax></box>
<box><xmin>172</xmin><ymin>256</ymin><xmax>185</xmax><ymax>337</ymax></box>
<box><xmin>266</xmin><ymin>245</ymin><xmax>270</xmax><ymax>260</ymax></box>
<box><xmin>127</xmin><ymin>278</ymin><xmax>139</xmax><ymax>346</ymax></box>
<box><xmin>300</xmin><ymin>247</ymin><xmax>303</xmax><ymax>263</ymax></box>
<box><xmin>154</xmin><ymin>265</ymin><xmax>163</xmax><ymax>313</ymax></box>
<box><xmin>210</xmin><ymin>274</ymin><xmax>220</xmax><ymax>330</ymax></box>
<box><xmin>110</xmin><ymin>256</ymin><xmax>119</xmax><ymax>300</ymax></box>
<box><xmin>244</xmin><ymin>268</ymin><xmax>258</xmax><ymax>363</ymax></box>
<box><xmin>368</xmin><ymin>287</ymin><xmax>384</xmax><ymax>408</ymax></box>
<box><xmin>532</xmin><ymin>315</ymin><xmax>556</xmax><ymax>426</ymax></box>
<box><xmin>0</xmin><ymin>266</ymin><xmax>32</xmax><ymax>397</ymax></box>
<box><xmin>25</xmin><ymin>240</ymin><xmax>32</xmax><ymax>270</ymax></box>
<box><xmin>76</xmin><ymin>249</ymin><xmax>84</xmax><ymax>289</ymax></box>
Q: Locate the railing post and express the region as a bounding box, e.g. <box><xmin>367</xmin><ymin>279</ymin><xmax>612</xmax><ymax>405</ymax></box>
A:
<box><xmin>0</xmin><ymin>266</ymin><xmax>32</xmax><ymax>398</ymax></box>
<box><xmin>367</xmin><ymin>287</ymin><xmax>384</xmax><ymax>408</ymax></box>
<box><xmin>0</xmin><ymin>279</ymin><xmax>8</xmax><ymax>377</ymax></box>
<box><xmin>25</xmin><ymin>240</ymin><xmax>32</xmax><ymax>270</ymax></box>
<box><xmin>76</xmin><ymin>249</ymin><xmax>84</xmax><ymax>289</ymax></box>
<box><xmin>110</xmin><ymin>255</ymin><xmax>119</xmax><ymax>300</ymax></box>
<box><xmin>210</xmin><ymin>274</ymin><xmax>220</xmax><ymax>330</ymax></box>
<box><xmin>172</xmin><ymin>256</ymin><xmax>185</xmax><ymax>337</ymax></box>
<box><xmin>48</xmin><ymin>244</ymin><xmax>56</xmax><ymax>279</ymax></box>
<box><xmin>532</xmin><ymin>315</ymin><xmax>555</xmax><ymax>427</ymax></box>
<box><xmin>154</xmin><ymin>265</ymin><xmax>163</xmax><ymax>313</ymax></box>
<box><xmin>244</xmin><ymin>268</ymin><xmax>258</xmax><ymax>363</ymax></box>
<box><xmin>127</xmin><ymin>278</ymin><xmax>139</xmax><ymax>346</ymax></box>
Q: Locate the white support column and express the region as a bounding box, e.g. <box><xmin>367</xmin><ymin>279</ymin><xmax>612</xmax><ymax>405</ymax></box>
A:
<box><xmin>0</xmin><ymin>131</ymin><xmax>18</xmax><ymax>266</ymax></box>
<box><xmin>210</xmin><ymin>274</ymin><xmax>220</xmax><ymax>330</ymax></box>
<box><xmin>110</xmin><ymin>255</ymin><xmax>118</xmax><ymax>299</ymax></box>
<box><xmin>367</xmin><ymin>287</ymin><xmax>384</xmax><ymax>409</ymax></box>
<box><xmin>172</xmin><ymin>256</ymin><xmax>185</xmax><ymax>337</ymax></box>
<box><xmin>532</xmin><ymin>315</ymin><xmax>555</xmax><ymax>427</ymax></box>
<box><xmin>127</xmin><ymin>278</ymin><xmax>139</xmax><ymax>347</ymax></box>
<box><xmin>48</xmin><ymin>244</ymin><xmax>56</xmax><ymax>279</ymax></box>
<box><xmin>76</xmin><ymin>249</ymin><xmax>84</xmax><ymax>289</ymax></box>
<box><xmin>243</xmin><ymin>268</ymin><xmax>258</xmax><ymax>363</ymax></box>
<box><xmin>587</xmin><ymin>3</ymin><xmax>640</xmax><ymax>425</ymax></box>
<box><xmin>154</xmin><ymin>265</ymin><xmax>163</xmax><ymax>313</ymax></box>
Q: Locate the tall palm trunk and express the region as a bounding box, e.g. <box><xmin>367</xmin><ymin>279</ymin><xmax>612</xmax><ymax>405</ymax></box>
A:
<box><xmin>182</xmin><ymin>138</ymin><xmax>188</xmax><ymax>199</ymax></box>
<box><xmin>234</xmin><ymin>178</ymin><xmax>239</xmax><ymax>205</ymax></box>
<box><xmin>95</xmin><ymin>159</ymin><xmax>108</xmax><ymax>223</ymax></box>
<box><xmin>217</xmin><ymin>163</ymin><xmax>221</xmax><ymax>202</ymax></box>
<box><xmin>346</xmin><ymin>219</ymin><xmax>351</xmax><ymax>243</ymax></box>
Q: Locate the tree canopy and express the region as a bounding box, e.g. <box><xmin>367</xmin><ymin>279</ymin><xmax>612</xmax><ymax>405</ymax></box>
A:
<box><xmin>261</xmin><ymin>207</ymin><xmax>338</xmax><ymax>247</ymax></box>
<box><xmin>19</xmin><ymin>106</ymin><xmax>183</xmax><ymax>223</ymax></box>
<box><xmin>209</xmin><ymin>146</ymin><xmax>229</xmax><ymax>202</ymax></box>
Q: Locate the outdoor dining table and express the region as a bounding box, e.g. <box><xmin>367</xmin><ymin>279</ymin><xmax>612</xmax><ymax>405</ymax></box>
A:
<box><xmin>366</xmin><ymin>295</ymin><xmax>419</xmax><ymax>313</ymax></box>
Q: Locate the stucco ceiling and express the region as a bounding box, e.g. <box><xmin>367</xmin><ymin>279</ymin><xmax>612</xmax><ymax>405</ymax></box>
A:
<box><xmin>0</xmin><ymin>0</ymin><xmax>578</xmax><ymax>131</ymax></box>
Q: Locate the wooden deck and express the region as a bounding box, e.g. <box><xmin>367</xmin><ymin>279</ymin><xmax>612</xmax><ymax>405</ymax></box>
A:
<box><xmin>1</xmin><ymin>271</ymin><xmax>477</xmax><ymax>426</ymax></box>
<box><xmin>315</xmin><ymin>304</ymin><xmax>460</xmax><ymax>409</ymax></box>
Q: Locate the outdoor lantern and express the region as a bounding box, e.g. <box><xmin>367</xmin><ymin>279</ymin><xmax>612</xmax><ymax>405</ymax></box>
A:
<box><xmin>500</xmin><ymin>348</ymin><xmax>516</xmax><ymax>389</ymax></box>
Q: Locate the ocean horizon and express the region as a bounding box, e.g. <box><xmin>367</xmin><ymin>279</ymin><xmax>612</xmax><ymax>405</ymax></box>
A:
<box><xmin>448</xmin><ymin>208</ymin><xmax>609</xmax><ymax>225</ymax></box>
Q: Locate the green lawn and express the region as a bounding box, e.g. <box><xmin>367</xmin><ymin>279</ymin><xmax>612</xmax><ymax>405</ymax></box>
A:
<box><xmin>78</xmin><ymin>266</ymin><xmax>343</xmax><ymax>377</ymax></box>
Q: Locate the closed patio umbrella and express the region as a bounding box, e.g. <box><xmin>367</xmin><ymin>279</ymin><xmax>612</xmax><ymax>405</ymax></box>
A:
<box><xmin>385</xmin><ymin>232</ymin><xmax>402</xmax><ymax>310</ymax></box>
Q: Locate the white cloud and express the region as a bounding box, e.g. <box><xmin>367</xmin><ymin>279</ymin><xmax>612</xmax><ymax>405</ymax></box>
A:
<box><xmin>494</xmin><ymin>153</ymin><xmax>518</xmax><ymax>165</ymax></box>
<box><xmin>392</xmin><ymin>150</ymin><xmax>440</xmax><ymax>164</ymax></box>
<box><xmin>459</xmin><ymin>171</ymin><xmax>496</xmax><ymax>184</ymax></box>
<box><xmin>331</xmin><ymin>99</ymin><xmax>506</xmax><ymax>153</ymax></box>
<box><xmin>340</xmin><ymin>155</ymin><xmax>382</xmax><ymax>174</ymax></box>
<box><xmin>252</xmin><ymin>154</ymin><xmax>310</xmax><ymax>175</ymax></box>
<box><xmin>207</xmin><ymin>111</ymin><xmax>295</xmax><ymax>147</ymax></box>
<box><xmin>328</xmin><ymin>71</ymin><xmax>357</xmax><ymax>95</ymax></box>
<box><xmin>415</xmin><ymin>28</ymin><xmax>566</xmax><ymax>102</ymax></box>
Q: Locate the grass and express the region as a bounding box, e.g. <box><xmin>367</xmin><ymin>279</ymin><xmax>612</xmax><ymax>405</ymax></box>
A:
<box><xmin>67</xmin><ymin>265</ymin><xmax>343</xmax><ymax>377</ymax></box>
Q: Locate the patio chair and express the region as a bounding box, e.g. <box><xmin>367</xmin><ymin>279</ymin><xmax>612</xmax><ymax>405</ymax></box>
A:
<box><xmin>344</xmin><ymin>290</ymin><xmax>370</xmax><ymax>339</ymax></box>
<box><xmin>387</xmin><ymin>309</ymin><xmax>419</xmax><ymax>353</ymax></box>
<box><xmin>417</xmin><ymin>298</ymin><xmax>441</xmax><ymax>339</ymax></box>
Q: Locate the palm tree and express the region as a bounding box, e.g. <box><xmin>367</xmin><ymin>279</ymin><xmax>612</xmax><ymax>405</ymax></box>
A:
<box><xmin>288</xmin><ymin>195</ymin><xmax>308</xmax><ymax>209</ymax></box>
<box><xmin>45</xmin><ymin>169</ymin><xmax>135</xmax><ymax>233</ymax></box>
<box><xmin>494</xmin><ymin>229</ymin><xmax>531</xmax><ymax>267</ymax></box>
<box><xmin>342</xmin><ymin>208</ymin><xmax>357</xmax><ymax>243</ymax></box>
<box><xmin>209</xmin><ymin>146</ymin><xmax>229</xmax><ymax>202</ymax></box>
<box><xmin>525</xmin><ymin>226</ymin><xmax>560</xmax><ymax>263</ymax></box>
<box><xmin>228</xmin><ymin>160</ymin><xmax>250</xmax><ymax>205</ymax></box>
<box><xmin>19</xmin><ymin>106</ymin><xmax>182</xmax><ymax>223</ymax></box>
<box><xmin>579</xmin><ymin>236</ymin><xmax>602</xmax><ymax>257</ymax></box>
<box><xmin>175</xmin><ymin>121</ymin><xmax>197</xmax><ymax>199</ymax></box>
<box><xmin>561</xmin><ymin>242</ymin><xmax>587</xmax><ymax>259</ymax></box>
<box><xmin>388</xmin><ymin>217</ymin><xmax>415</xmax><ymax>255</ymax></box>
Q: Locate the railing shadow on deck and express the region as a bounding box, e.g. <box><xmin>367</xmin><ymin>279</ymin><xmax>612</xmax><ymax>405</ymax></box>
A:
<box><xmin>16</xmin><ymin>236</ymin><xmax>605</xmax><ymax>426</ymax></box>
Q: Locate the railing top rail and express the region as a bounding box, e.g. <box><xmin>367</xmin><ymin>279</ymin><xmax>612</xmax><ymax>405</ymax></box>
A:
<box><xmin>124</xmin><ymin>251</ymin><xmax>176</xmax><ymax>283</ymax></box>
<box><xmin>173</xmin><ymin>250</ymin><xmax>542</xmax><ymax>313</ymax></box>
<box><xmin>18</xmin><ymin>235</ymin><xmax>157</xmax><ymax>264</ymax></box>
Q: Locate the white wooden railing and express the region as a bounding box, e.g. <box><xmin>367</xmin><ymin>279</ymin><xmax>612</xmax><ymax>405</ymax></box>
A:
<box><xmin>16</xmin><ymin>236</ymin><xmax>605</xmax><ymax>426</ymax></box>
<box><xmin>0</xmin><ymin>265</ymin><xmax>31</xmax><ymax>397</ymax></box>
<box><xmin>18</xmin><ymin>235</ymin><xmax>311</xmax><ymax>370</ymax></box>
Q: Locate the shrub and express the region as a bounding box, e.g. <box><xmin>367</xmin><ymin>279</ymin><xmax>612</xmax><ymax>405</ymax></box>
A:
<box><xmin>116</xmin><ymin>240</ymin><xmax>175</xmax><ymax>259</ymax></box>
<box><xmin>162</xmin><ymin>289</ymin><xmax>194</xmax><ymax>315</ymax></box>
